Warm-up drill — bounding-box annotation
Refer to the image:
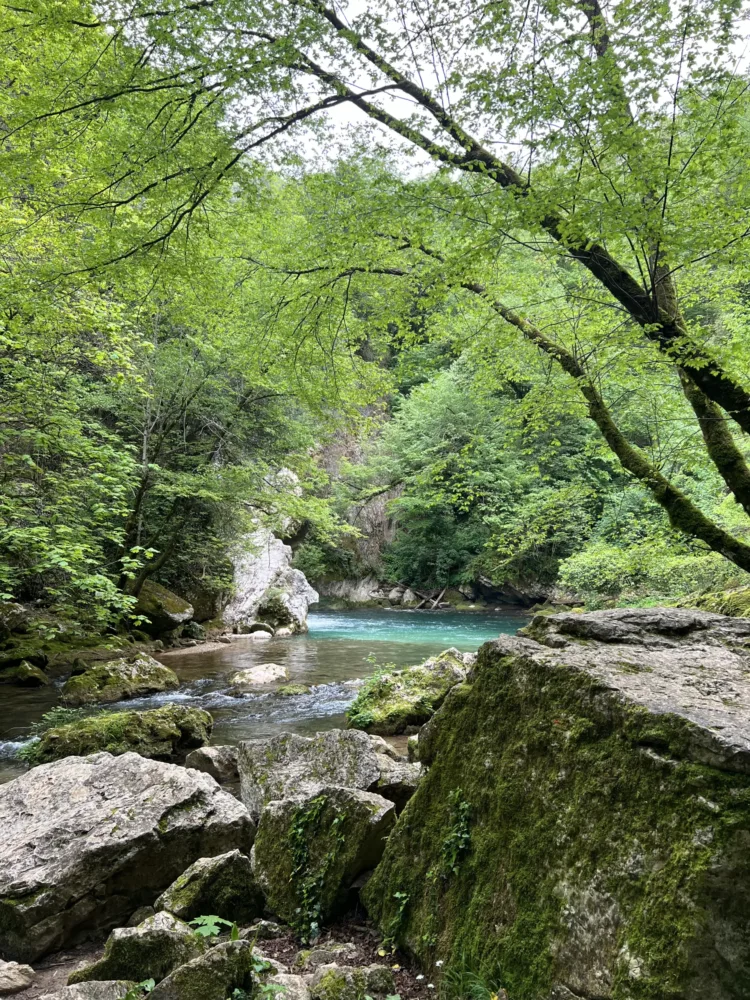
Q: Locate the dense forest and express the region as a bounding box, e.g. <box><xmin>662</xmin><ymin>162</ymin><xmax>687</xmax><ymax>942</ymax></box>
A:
<box><xmin>4</xmin><ymin>0</ymin><xmax>750</xmax><ymax>637</ymax></box>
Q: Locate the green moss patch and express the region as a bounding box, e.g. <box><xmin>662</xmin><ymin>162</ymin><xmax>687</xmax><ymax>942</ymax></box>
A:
<box><xmin>61</xmin><ymin>653</ymin><xmax>179</xmax><ymax>705</ymax></box>
<box><xmin>347</xmin><ymin>649</ymin><xmax>467</xmax><ymax>735</ymax></box>
<box><xmin>18</xmin><ymin>705</ymin><xmax>212</xmax><ymax>765</ymax></box>
<box><xmin>362</xmin><ymin>644</ymin><xmax>750</xmax><ymax>1000</ymax></box>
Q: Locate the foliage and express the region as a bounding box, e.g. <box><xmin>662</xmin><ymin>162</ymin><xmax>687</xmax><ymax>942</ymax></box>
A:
<box><xmin>189</xmin><ymin>915</ymin><xmax>240</xmax><ymax>940</ymax></box>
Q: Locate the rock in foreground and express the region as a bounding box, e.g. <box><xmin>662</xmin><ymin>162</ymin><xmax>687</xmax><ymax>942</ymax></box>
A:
<box><xmin>23</xmin><ymin>706</ymin><xmax>212</xmax><ymax>765</ymax></box>
<box><xmin>148</xmin><ymin>940</ymin><xmax>254</xmax><ymax>1000</ymax></box>
<box><xmin>61</xmin><ymin>654</ymin><xmax>179</xmax><ymax>706</ymax></box>
<box><xmin>0</xmin><ymin>960</ymin><xmax>35</xmax><ymax>995</ymax></box>
<box><xmin>254</xmin><ymin>786</ymin><xmax>395</xmax><ymax>938</ymax></box>
<box><xmin>346</xmin><ymin>648</ymin><xmax>470</xmax><ymax>734</ymax></box>
<box><xmin>154</xmin><ymin>849</ymin><xmax>264</xmax><ymax>923</ymax></box>
<box><xmin>68</xmin><ymin>911</ymin><xmax>204</xmax><ymax>985</ymax></box>
<box><xmin>364</xmin><ymin>608</ymin><xmax>750</xmax><ymax>1000</ymax></box>
<box><xmin>238</xmin><ymin>729</ymin><xmax>421</xmax><ymax>821</ymax></box>
<box><xmin>0</xmin><ymin>752</ymin><xmax>254</xmax><ymax>962</ymax></box>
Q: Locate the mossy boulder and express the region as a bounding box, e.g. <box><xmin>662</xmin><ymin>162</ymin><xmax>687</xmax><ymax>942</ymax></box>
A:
<box><xmin>253</xmin><ymin>787</ymin><xmax>395</xmax><ymax>939</ymax></box>
<box><xmin>0</xmin><ymin>660</ymin><xmax>50</xmax><ymax>686</ymax></box>
<box><xmin>154</xmin><ymin>849</ymin><xmax>264</xmax><ymax>923</ymax></box>
<box><xmin>136</xmin><ymin>581</ymin><xmax>194</xmax><ymax>635</ymax></box>
<box><xmin>363</xmin><ymin>608</ymin><xmax>750</xmax><ymax>1000</ymax></box>
<box><xmin>346</xmin><ymin>649</ymin><xmax>468</xmax><ymax>735</ymax></box>
<box><xmin>687</xmin><ymin>585</ymin><xmax>750</xmax><ymax>618</ymax></box>
<box><xmin>61</xmin><ymin>654</ymin><xmax>179</xmax><ymax>706</ymax></box>
<box><xmin>148</xmin><ymin>939</ymin><xmax>255</xmax><ymax>1000</ymax></box>
<box><xmin>21</xmin><ymin>706</ymin><xmax>212</xmax><ymax>765</ymax></box>
<box><xmin>309</xmin><ymin>965</ymin><xmax>394</xmax><ymax>1000</ymax></box>
<box><xmin>276</xmin><ymin>684</ymin><xmax>312</xmax><ymax>696</ymax></box>
<box><xmin>68</xmin><ymin>911</ymin><xmax>204</xmax><ymax>985</ymax></box>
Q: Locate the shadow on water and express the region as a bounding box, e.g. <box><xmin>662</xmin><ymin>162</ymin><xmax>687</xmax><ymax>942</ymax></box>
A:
<box><xmin>0</xmin><ymin>607</ymin><xmax>528</xmax><ymax>783</ymax></box>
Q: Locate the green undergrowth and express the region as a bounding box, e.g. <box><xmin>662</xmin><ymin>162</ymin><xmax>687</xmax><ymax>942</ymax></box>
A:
<box><xmin>362</xmin><ymin>645</ymin><xmax>750</xmax><ymax>1000</ymax></box>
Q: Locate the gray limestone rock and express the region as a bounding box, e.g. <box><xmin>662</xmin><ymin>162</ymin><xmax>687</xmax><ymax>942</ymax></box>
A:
<box><xmin>0</xmin><ymin>752</ymin><xmax>254</xmax><ymax>962</ymax></box>
<box><xmin>38</xmin><ymin>983</ymin><xmax>137</xmax><ymax>1000</ymax></box>
<box><xmin>294</xmin><ymin>944</ymin><xmax>358</xmax><ymax>971</ymax></box>
<box><xmin>68</xmin><ymin>911</ymin><xmax>204</xmax><ymax>985</ymax></box>
<box><xmin>184</xmin><ymin>745</ymin><xmax>239</xmax><ymax>785</ymax></box>
<box><xmin>154</xmin><ymin>850</ymin><xmax>263</xmax><ymax>923</ymax></box>
<box><xmin>266</xmin><ymin>974</ymin><xmax>311</xmax><ymax>1000</ymax></box>
<box><xmin>61</xmin><ymin>654</ymin><xmax>179</xmax><ymax>706</ymax></box>
<box><xmin>148</xmin><ymin>940</ymin><xmax>254</xmax><ymax>1000</ymax></box>
<box><xmin>0</xmin><ymin>960</ymin><xmax>35</xmax><ymax>995</ymax></box>
<box><xmin>238</xmin><ymin>729</ymin><xmax>420</xmax><ymax>821</ymax></box>
<box><xmin>309</xmin><ymin>964</ymin><xmax>395</xmax><ymax>1000</ymax></box>
<box><xmin>253</xmin><ymin>786</ymin><xmax>395</xmax><ymax>932</ymax></box>
<box><xmin>229</xmin><ymin>664</ymin><xmax>289</xmax><ymax>690</ymax></box>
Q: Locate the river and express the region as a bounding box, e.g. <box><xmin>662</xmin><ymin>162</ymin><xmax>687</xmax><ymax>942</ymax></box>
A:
<box><xmin>0</xmin><ymin>608</ymin><xmax>528</xmax><ymax>783</ymax></box>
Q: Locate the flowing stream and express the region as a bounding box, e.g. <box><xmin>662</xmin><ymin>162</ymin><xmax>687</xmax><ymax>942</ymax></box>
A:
<box><xmin>0</xmin><ymin>608</ymin><xmax>528</xmax><ymax>783</ymax></box>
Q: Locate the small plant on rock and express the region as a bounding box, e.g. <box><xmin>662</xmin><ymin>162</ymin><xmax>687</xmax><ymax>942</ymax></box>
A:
<box><xmin>190</xmin><ymin>914</ymin><xmax>240</xmax><ymax>939</ymax></box>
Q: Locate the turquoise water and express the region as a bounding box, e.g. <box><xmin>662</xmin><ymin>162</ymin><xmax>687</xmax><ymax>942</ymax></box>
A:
<box><xmin>0</xmin><ymin>608</ymin><xmax>527</xmax><ymax>782</ymax></box>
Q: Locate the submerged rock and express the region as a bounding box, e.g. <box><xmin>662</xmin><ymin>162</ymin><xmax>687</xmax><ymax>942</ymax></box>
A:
<box><xmin>184</xmin><ymin>745</ymin><xmax>239</xmax><ymax>785</ymax></box>
<box><xmin>154</xmin><ymin>849</ymin><xmax>263</xmax><ymax>923</ymax></box>
<box><xmin>68</xmin><ymin>911</ymin><xmax>204</xmax><ymax>985</ymax></box>
<box><xmin>148</xmin><ymin>939</ymin><xmax>254</xmax><ymax>1000</ymax></box>
<box><xmin>23</xmin><ymin>706</ymin><xmax>212</xmax><ymax>765</ymax></box>
<box><xmin>364</xmin><ymin>607</ymin><xmax>750</xmax><ymax>1000</ymax></box>
<box><xmin>229</xmin><ymin>663</ymin><xmax>288</xmax><ymax>689</ymax></box>
<box><xmin>224</xmin><ymin>528</ymin><xmax>318</xmax><ymax>635</ymax></box>
<box><xmin>238</xmin><ymin>729</ymin><xmax>420</xmax><ymax>821</ymax></box>
<box><xmin>0</xmin><ymin>752</ymin><xmax>254</xmax><ymax>962</ymax></box>
<box><xmin>253</xmin><ymin>786</ymin><xmax>395</xmax><ymax>937</ymax></box>
<box><xmin>61</xmin><ymin>654</ymin><xmax>179</xmax><ymax>706</ymax></box>
<box><xmin>346</xmin><ymin>648</ymin><xmax>469</xmax><ymax>734</ymax></box>
<box><xmin>135</xmin><ymin>581</ymin><xmax>194</xmax><ymax>635</ymax></box>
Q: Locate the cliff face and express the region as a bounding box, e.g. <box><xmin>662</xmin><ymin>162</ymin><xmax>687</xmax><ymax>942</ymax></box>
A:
<box><xmin>363</xmin><ymin>608</ymin><xmax>750</xmax><ymax>1000</ymax></box>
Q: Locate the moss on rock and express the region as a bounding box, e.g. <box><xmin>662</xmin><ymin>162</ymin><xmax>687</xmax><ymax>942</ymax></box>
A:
<box><xmin>20</xmin><ymin>705</ymin><xmax>212</xmax><ymax>765</ymax></box>
<box><xmin>276</xmin><ymin>684</ymin><xmax>312</xmax><ymax>697</ymax></box>
<box><xmin>0</xmin><ymin>660</ymin><xmax>50</xmax><ymax>686</ymax></box>
<box><xmin>362</xmin><ymin>631</ymin><xmax>750</xmax><ymax>1000</ymax></box>
<box><xmin>136</xmin><ymin>580</ymin><xmax>194</xmax><ymax>635</ymax></box>
<box><xmin>685</xmin><ymin>585</ymin><xmax>750</xmax><ymax>617</ymax></box>
<box><xmin>61</xmin><ymin>654</ymin><xmax>179</xmax><ymax>705</ymax></box>
<box><xmin>154</xmin><ymin>849</ymin><xmax>263</xmax><ymax>923</ymax></box>
<box><xmin>309</xmin><ymin>965</ymin><xmax>395</xmax><ymax>1000</ymax></box>
<box><xmin>346</xmin><ymin>649</ymin><xmax>467</xmax><ymax>735</ymax></box>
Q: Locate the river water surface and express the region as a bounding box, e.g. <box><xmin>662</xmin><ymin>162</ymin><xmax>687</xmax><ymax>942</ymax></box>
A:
<box><xmin>0</xmin><ymin>608</ymin><xmax>527</xmax><ymax>783</ymax></box>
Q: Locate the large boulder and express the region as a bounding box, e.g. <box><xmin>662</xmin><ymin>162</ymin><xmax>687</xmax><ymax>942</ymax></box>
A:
<box><xmin>154</xmin><ymin>850</ymin><xmax>264</xmax><ymax>923</ymax></box>
<box><xmin>0</xmin><ymin>752</ymin><xmax>254</xmax><ymax>962</ymax></box>
<box><xmin>238</xmin><ymin>730</ymin><xmax>421</xmax><ymax>821</ymax></box>
<box><xmin>135</xmin><ymin>581</ymin><xmax>193</xmax><ymax>635</ymax></box>
<box><xmin>0</xmin><ymin>960</ymin><xmax>35</xmax><ymax>995</ymax></box>
<box><xmin>22</xmin><ymin>706</ymin><xmax>212</xmax><ymax>766</ymax></box>
<box><xmin>228</xmin><ymin>664</ymin><xmax>288</xmax><ymax>690</ymax></box>
<box><xmin>253</xmin><ymin>786</ymin><xmax>395</xmax><ymax>938</ymax></box>
<box><xmin>148</xmin><ymin>939</ymin><xmax>255</xmax><ymax>1000</ymax></box>
<box><xmin>68</xmin><ymin>911</ymin><xmax>204</xmax><ymax>985</ymax></box>
<box><xmin>0</xmin><ymin>660</ymin><xmax>50</xmax><ymax>687</ymax></box>
<box><xmin>346</xmin><ymin>648</ymin><xmax>469</xmax><ymax>734</ymax></box>
<box><xmin>364</xmin><ymin>608</ymin><xmax>750</xmax><ymax>1000</ymax></box>
<box><xmin>223</xmin><ymin>528</ymin><xmax>318</xmax><ymax>634</ymax></box>
<box><xmin>61</xmin><ymin>654</ymin><xmax>179</xmax><ymax>706</ymax></box>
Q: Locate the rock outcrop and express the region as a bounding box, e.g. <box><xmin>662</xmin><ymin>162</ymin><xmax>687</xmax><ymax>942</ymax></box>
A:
<box><xmin>68</xmin><ymin>911</ymin><xmax>204</xmax><ymax>985</ymax></box>
<box><xmin>224</xmin><ymin>529</ymin><xmax>318</xmax><ymax>634</ymax></box>
<box><xmin>238</xmin><ymin>729</ymin><xmax>421</xmax><ymax>821</ymax></box>
<box><xmin>135</xmin><ymin>581</ymin><xmax>194</xmax><ymax>635</ymax></box>
<box><xmin>253</xmin><ymin>786</ymin><xmax>395</xmax><ymax>937</ymax></box>
<box><xmin>23</xmin><ymin>706</ymin><xmax>212</xmax><ymax>765</ymax></box>
<box><xmin>346</xmin><ymin>648</ymin><xmax>470</xmax><ymax>734</ymax></box>
<box><xmin>363</xmin><ymin>607</ymin><xmax>750</xmax><ymax>1000</ymax></box>
<box><xmin>0</xmin><ymin>752</ymin><xmax>254</xmax><ymax>962</ymax></box>
<box><xmin>154</xmin><ymin>850</ymin><xmax>264</xmax><ymax>923</ymax></box>
<box><xmin>61</xmin><ymin>654</ymin><xmax>179</xmax><ymax>706</ymax></box>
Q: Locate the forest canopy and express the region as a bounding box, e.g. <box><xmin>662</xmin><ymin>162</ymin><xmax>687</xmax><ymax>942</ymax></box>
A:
<box><xmin>3</xmin><ymin>0</ymin><xmax>750</xmax><ymax>629</ymax></box>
